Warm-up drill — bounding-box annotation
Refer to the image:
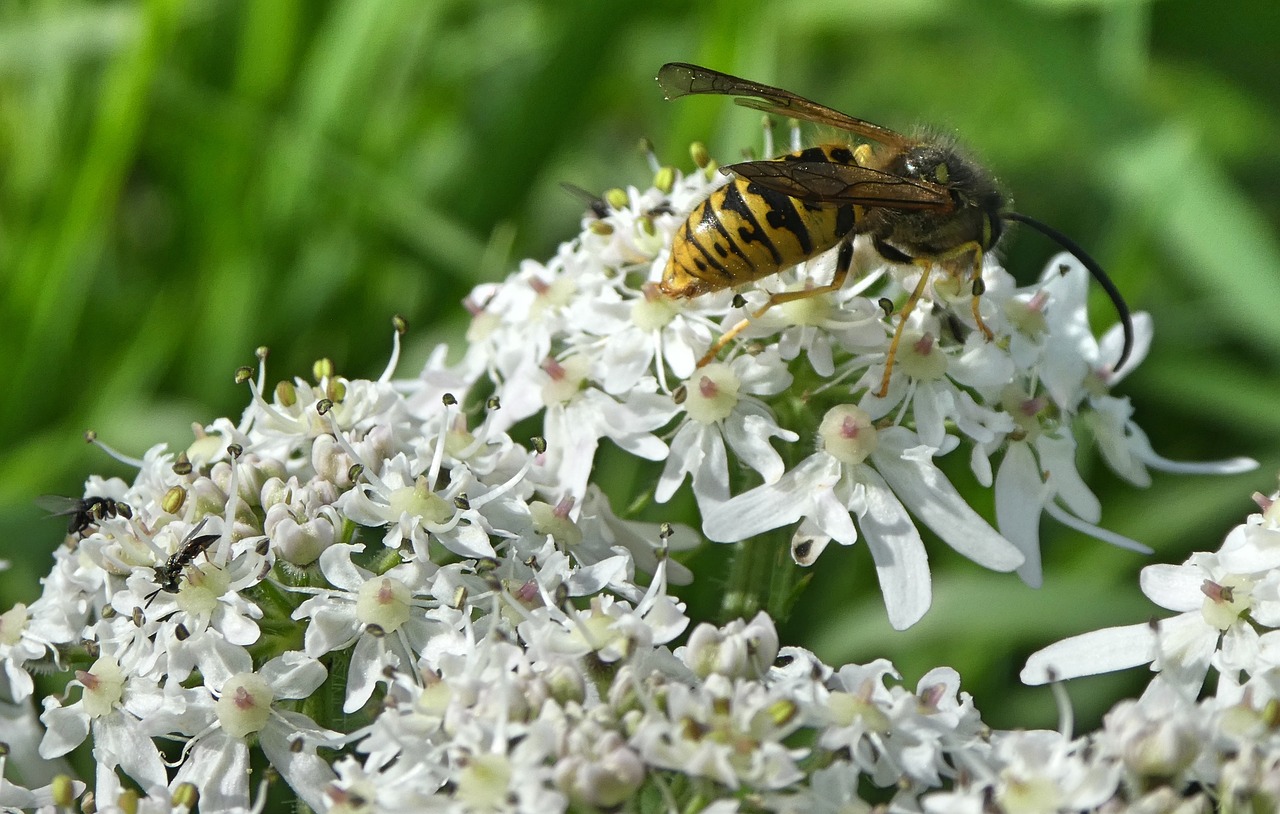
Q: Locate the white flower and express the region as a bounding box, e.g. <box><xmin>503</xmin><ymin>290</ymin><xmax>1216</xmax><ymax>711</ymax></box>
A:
<box><xmin>553</xmin><ymin>725</ymin><xmax>645</xmax><ymax>809</ymax></box>
<box><xmin>11</xmin><ymin>140</ymin><xmax>1267</xmax><ymax>814</ymax></box>
<box><xmin>119</xmin><ymin>522</ymin><xmax>266</xmax><ymax>687</ymax></box>
<box><xmin>922</xmin><ymin>727</ymin><xmax>1120</xmax><ymax>814</ymax></box>
<box><xmin>170</xmin><ymin>653</ymin><xmax>336</xmax><ymax>812</ymax></box>
<box><xmin>657</xmin><ymin>349</ymin><xmax>798</xmax><ymax>513</ymax></box>
<box><xmin>679</xmin><ymin>612</ymin><xmax>780</xmax><ymax>680</ymax></box>
<box><xmin>705</xmin><ymin>408</ymin><xmax>1021</xmax><ymax>629</ymax></box>
<box><xmin>528</xmin><ymin>353</ymin><xmax>676</xmax><ymax>503</ymax></box>
<box><xmin>576</xmin><ymin>484</ymin><xmax>697</xmax><ymax>585</ymax></box>
<box><xmin>262</xmin><ymin>477</ymin><xmax>341</xmax><ymax>566</ymax></box>
<box><xmin>518</xmin><ymin>559</ymin><xmax>688</xmax><ymax>664</ymax></box>
<box><xmin>768</xmin><ymin>256</ymin><xmax>889</xmax><ymax>378</ymax></box>
<box><xmin>631</xmin><ymin>673</ymin><xmax>807</xmax><ymax>790</ymax></box>
<box><xmin>290</xmin><ymin>543</ymin><xmax>452</xmax><ymax>713</ymax></box>
<box><xmin>759</xmin><ymin>760</ymin><xmax>872</xmax><ymax>814</ymax></box>
<box><xmin>1022</xmin><ymin>544</ymin><xmax>1273</xmax><ymax>694</ymax></box>
<box><xmin>1103</xmin><ymin>683</ymin><xmax>1206</xmax><ymax>781</ymax></box>
<box><xmin>0</xmin><ymin>688</ymin><xmax>85</xmax><ymax>809</ymax></box>
<box><xmin>38</xmin><ymin>654</ymin><xmax>168</xmax><ymax>798</ymax></box>
<box><xmin>339</xmin><ymin>452</ymin><xmax>497</xmax><ymax>560</ymax></box>
<box><xmin>993</xmin><ymin>429</ymin><xmax>1150</xmax><ymax>588</ymax></box>
<box><xmin>0</xmin><ymin>602</ymin><xmax>56</xmax><ymax>702</ymax></box>
<box><xmin>861</xmin><ymin>327</ymin><xmax>1016</xmax><ymax>452</ymax></box>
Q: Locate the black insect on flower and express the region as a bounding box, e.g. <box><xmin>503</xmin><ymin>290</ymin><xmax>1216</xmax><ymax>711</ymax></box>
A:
<box><xmin>37</xmin><ymin>495</ymin><xmax>132</xmax><ymax>536</ymax></box>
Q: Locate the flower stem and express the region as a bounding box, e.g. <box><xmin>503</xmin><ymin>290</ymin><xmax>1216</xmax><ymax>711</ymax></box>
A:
<box><xmin>719</xmin><ymin>530</ymin><xmax>800</xmax><ymax>623</ymax></box>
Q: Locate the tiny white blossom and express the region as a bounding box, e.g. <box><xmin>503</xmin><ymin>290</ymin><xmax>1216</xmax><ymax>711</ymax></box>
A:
<box><xmin>705</xmin><ymin>408</ymin><xmax>1021</xmax><ymax>628</ymax></box>
<box><xmin>657</xmin><ymin>348</ymin><xmax>798</xmax><ymax>513</ymax></box>
<box><xmin>291</xmin><ymin>543</ymin><xmax>451</xmax><ymax>712</ymax></box>
<box><xmin>1023</xmin><ymin>546</ymin><xmax>1270</xmax><ymax>694</ymax></box>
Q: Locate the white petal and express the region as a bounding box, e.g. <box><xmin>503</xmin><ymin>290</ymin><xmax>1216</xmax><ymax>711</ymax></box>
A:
<box><xmin>601</xmin><ymin>330</ymin><xmax>656</xmax><ymax>395</ymax></box>
<box><xmin>1150</xmin><ymin>612</ymin><xmax>1217</xmax><ymax>694</ymax></box>
<box><xmin>702</xmin><ymin>455</ymin><xmax>836</xmax><ymax>543</ymax></box>
<box><xmin>172</xmin><ymin>732</ymin><xmax>251</xmax><ymax>814</ymax></box>
<box><xmin>260</xmin><ymin>714</ymin><xmax>339</xmax><ymax>812</ymax></box>
<box><xmin>171</xmin><ymin>633</ymin><xmax>253</xmax><ymax>689</ymax></box>
<box><xmin>811</xmin><ymin>485</ymin><xmax>859</xmax><ymax>547</ymax></box>
<box><xmin>994</xmin><ymin>442</ymin><xmax>1050</xmax><ymax>588</ymax></box>
<box><xmin>1035</xmin><ymin>433</ymin><xmax>1100</xmax><ymax>523</ymax></box>
<box><xmin>1128</xmin><ymin>419</ymin><xmax>1258</xmax><ymax>476</ymax></box>
<box><xmin>317</xmin><ymin>544</ymin><xmax>368</xmax><ymax>592</ymax></box>
<box><xmin>806</xmin><ymin>332</ymin><xmax>835</xmax><ymax>376</ymax></box>
<box><xmin>261</xmin><ymin>651</ymin><xmax>327</xmax><ymax>699</ymax></box>
<box><xmin>437</xmin><ymin>521</ymin><xmax>497</xmax><ymax>559</ymax></box>
<box><xmin>950</xmin><ymin>339</ymin><xmax>1015</xmax><ymax>389</ymax></box>
<box><xmin>856</xmin><ymin>470</ymin><xmax>931</xmax><ymax>629</ymax></box>
<box><xmin>1044</xmin><ymin>502</ymin><xmax>1151</xmax><ymax>553</ymax></box>
<box><xmin>724</xmin><ymin>413</ymin><xmax>791</xmax><ymax>484</ymax></box>
<box><xmin>567</xmin><ymin>554</ymin><xmax>631</xmax><ymax>596</ymax></box>
<box><xmin>1139</xmin><ymin>563</ymin><xmax>1206</xmax><ymax>612</ymax></box>
<box><xmin>1219</xmin><ymin>524</ymin><xmax>1280</xmax><ymax>573</ymax></box>
<box><xmin>1102</xmin><ymin>311</ymin><xmax>1152</xmax><ymax>382</ymax></box>
<box><xmin>1086</xmin><ymin>396</ymin><xmax>1150</xmax><ymax>487</ymax></box>
<box><xmin>214</xmin><ymin>605</ymin><xmax>261</xmax><ymax>647</ymax></box>
<box><xmin>688</xmin><ymin>426</ymin><xmax>731</xmax><ymax>509</ymax></box>
<box><xmin>1021</xmin><ymin>621</ymin><xmax>1157</xmax><ymax>684</ymax></box>
<box><xmin>655</xmin><ymin>422</ymin><xmax>703</xmax><ymax>502</ymax></box>
<box><xmin>299</xmin><ymin>602</ymin><xmax>359</xmax><ymax>657</ymax></box>
<box><xmin>94</xmin><ymin>715</ymin><xmax>167</xmax><ymax>790</ymax></box>
<box><xmin>871</xmin><ymin>427</ymin><xmax>1022</xmax><ymax>571</ymax></box>
<box><xmin>733</xmin><ymin>347</ymin><xmax>792</xmax><ymax>395</ymax></box>
<box><xmin>952</xmin><ymin>389</ymin><xmax>1013</xmax><ymax>445</ymax></box>
<box><xmin>342</xmin><ymin>634</ymin><xmax>386</xmax><ymax>713</ymax></box>
<box><xmin>969</xmin><ymin>442</ymin><xmax>994</xmax><ymax>488</ymax></box>
<box><xmin>912</xmin><ymin>382</ymin><xmax>952</xmax><ymax>451</ymax></box>
<box><xmin>37</xmin><ymin>703</ymin><xmax>89</xmax><ymax>759</ymax></box>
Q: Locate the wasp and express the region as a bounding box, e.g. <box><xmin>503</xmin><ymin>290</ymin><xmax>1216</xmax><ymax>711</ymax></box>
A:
<box><xmin>655</xmin><ymin>62</ymin><xmax>1133</xmax><ymax>396</ymax></box>
<box><xmin>38</xmin><ymin>495</ymin><xmax>132</xmax><ymax>536</ymax></box>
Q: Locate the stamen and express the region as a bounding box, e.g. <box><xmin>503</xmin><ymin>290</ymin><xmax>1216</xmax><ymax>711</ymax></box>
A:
<box><xmin>426</xmin><ymin>395</ymin><xmax>458</xmax><ymax>487</ymax></box>
<box><xmin>85</xmin><ymin>431</ymin><xmax>145</xmax><ymax>469</ymax></box>
<box><xmin>378</xmin><ymin>316</ymin><xmax>407</xmax><ymax>384</ymax></box>
<box><xmin>319</xmin><ymin>411</ymin><xmax>392</xmax><ymax>497</ymax></box>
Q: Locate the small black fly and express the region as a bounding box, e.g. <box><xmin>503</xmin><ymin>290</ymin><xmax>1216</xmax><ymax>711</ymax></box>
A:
<box><xmin>144</xmin><ymin>522</ymin><xmax>220</xmax><ymax>607</ymax></box>
<box><xmin>38</xmin><ymin>495</ymin><xmax>132</xmax><ymax>536</ymax></box>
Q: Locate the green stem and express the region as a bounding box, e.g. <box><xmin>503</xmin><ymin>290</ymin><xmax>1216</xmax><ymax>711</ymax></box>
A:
<box><xmin>719</xmin><ymin>529</ymin><xmax>798</xmax><ymax>623</ymax></box>
<box><xmin>717</xmin><ymin>386</ymin><xmax>826</xmax><ymax>623</ymax></box>
<box><xmin>720</xmin><ymin>539</ymin><xmax>758</xmax><ymax>622</ymax></box>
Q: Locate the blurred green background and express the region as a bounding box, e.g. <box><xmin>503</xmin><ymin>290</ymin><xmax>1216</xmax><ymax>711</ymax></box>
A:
<box><xmin>2</xmin><ymin>0</ymin><xmax>1278</xmax><ymax>733</ymax></box>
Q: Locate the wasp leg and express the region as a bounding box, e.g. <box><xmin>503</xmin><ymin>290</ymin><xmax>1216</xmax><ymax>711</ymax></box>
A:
<box><xmin>875</xmin><ymin>241</ymin><xmax>993</xmax><ymax>396</ymax></box>
<box><xmin>876</xmin><ymin>263</ymin><xmax>934</xmax><ymax>398</ymax></box>
<box><xmin>696</xmin><ymin>318</ymin><xmax>750</xmax><ymax>368</ymax></box>
<box><xmin>694</xmin><ymin>238</ymin><xmax>855</xmax><ymax>368</ymax></box>
<box><xmin>965</xmin><ymin>244</ymin><xmax>994</xmax><ymax>341</ymax></box>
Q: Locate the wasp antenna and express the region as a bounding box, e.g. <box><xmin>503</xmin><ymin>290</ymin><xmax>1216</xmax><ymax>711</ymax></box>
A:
<box><xmin>1005</xmin><ymin>212</ymin><xmax>1134</xmax><ymax>372</ymax></box>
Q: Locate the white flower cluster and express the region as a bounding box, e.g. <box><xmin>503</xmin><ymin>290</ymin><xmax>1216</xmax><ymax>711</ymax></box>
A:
<box><xmin>456</xmin><ymin>151</ymin><xmax>1249</xmax><ymax>627</ymax></box>
<box><xmin>0</xmin><ymin>148</ymin><xmax>1263</xmax><ymax>812</ymax></box>
<box><xmin>1024</xmin><ymin>487</ymin><xmax>1280</xmax><ymax>698</ymax></box>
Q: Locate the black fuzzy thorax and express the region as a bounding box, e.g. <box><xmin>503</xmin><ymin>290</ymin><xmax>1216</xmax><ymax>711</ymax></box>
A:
<box><xmin>859</xmin><ymin>137</ymin><xmax>1007</xmax><ymax>261</ymax></box>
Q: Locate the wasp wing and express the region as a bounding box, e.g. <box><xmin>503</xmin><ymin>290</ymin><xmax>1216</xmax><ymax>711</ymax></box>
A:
<box><xmin>657</xmin><ymin>62</ymin><xmax>911</xmax><ymax>149</ymax></box>
<box><xmin>724</xmin><ymin>160</ymin><xmax>952</xmax><ymax>211</ymax></box>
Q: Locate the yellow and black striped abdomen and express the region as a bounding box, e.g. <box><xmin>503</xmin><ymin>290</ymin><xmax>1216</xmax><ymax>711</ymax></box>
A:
<box><xmin>660</xmin><ymin>145</ymin><xmax>859</xmax><ymax>299</ymax></box>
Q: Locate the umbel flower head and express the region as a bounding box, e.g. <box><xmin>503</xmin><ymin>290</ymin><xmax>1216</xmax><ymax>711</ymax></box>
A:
<box><xmin>456</xmin><ymin>144</ymin><xmax>1251</xmax><ymax>627</ymax></box>
<box><xmin>0</xmin><ymin>142</ymin><xmax>1258</xmax><ymax>812</ymax></box>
